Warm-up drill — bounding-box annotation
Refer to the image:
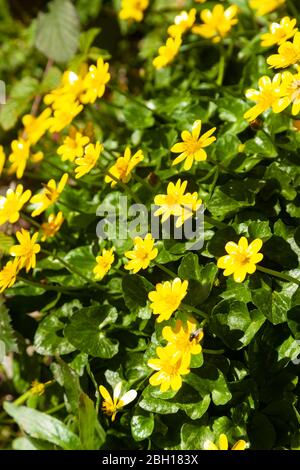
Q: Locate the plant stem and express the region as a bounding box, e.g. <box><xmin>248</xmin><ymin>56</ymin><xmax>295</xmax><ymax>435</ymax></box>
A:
<box><xmin>256</xmin><ymin>265</ymin><xmax>300</xmax><ymax>286</ymax></box>
<box><xmin>204</xmin><ymin>215</ymin><xmax>227</xmax><ymax>229</ymax></box>
<box><xmin>0</xmin><ymin>391</ymin><xmax>32</xmax><ymax>420</ymax></box>
<box><xmin>20</xmin><ymin>211</ymin><xmax>41</xmax><ymax>230</ymax></box>
<box><xmin>181</xmin><ymin>303</ymin><xmax>209</xmax><ymax>320</ymax></box>
<box><xmin>104</xmin><ymin>168</ymin><xmax>142</xmax><ymax>204</ymax></box>
<box><xmin>217</xmin><ymin>45</ymin><xmax>226</xmax><ymax>86</ymax></box>
<box><xmin>207</xmin><ymin>168</ymin><xmax>219</xmax><ymax>201</ymax></box>
<box><xmin>154</xmin><ymin>262</ymin><xmax>177</xmax><ymax>278</ymax></box>
<box><xmin>287</xmin><ymin>0</ymin><xmax>300</xmax><ymax>21</ymax></box>
<box><xmin>132</xmin><ymin>172</ymin><xmax>154</xmax><ymax>192</ymax></box>
<box><xmin>203</xmin><ymin>348</ymin><xmax>225</xmax><ymax>355</ymax></box>
<box><xmin>198</xmin><ymin>166</ymin><xmax>217</xmax><ymax>183</ymax></box>
<box><xmin>86</xmin><ymin>362</ymin><xmax>100</xmax><ymax>413</ymax></box>
<box><xmin>208</xmin><ymin>156</ymin><xmax>237</xmax><ymax>176</ymax></box>
<box><xmin>46</xmin><ymin>403</ymin><xmax>65</xmax><ymax>415</ymax></box>
<box><xmin>16</xmin><ymin>276</ymin><xmax>81</xmax><ymax>294</ymax></box>
<box><xmin>41</xmin><ymin>249</ymin><xmax>105</xmax><ymax>291</ymax></box>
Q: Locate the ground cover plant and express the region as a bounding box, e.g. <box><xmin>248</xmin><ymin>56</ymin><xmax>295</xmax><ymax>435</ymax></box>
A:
<box><xmin>0</xmin><ymin>0</ymin><xmax>300</xmax><ymax>451</ymax></box>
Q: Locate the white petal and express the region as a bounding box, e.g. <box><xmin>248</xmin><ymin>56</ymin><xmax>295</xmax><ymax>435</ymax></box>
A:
<box><xmin>113</xmin><ymin>382</ymin><xmax>123</xmax><ymax>400</ymax></box>
<box><xmin>120</xmin><ymin>390</ymin><xmax>137</xmax><ymax>406</ymax></box>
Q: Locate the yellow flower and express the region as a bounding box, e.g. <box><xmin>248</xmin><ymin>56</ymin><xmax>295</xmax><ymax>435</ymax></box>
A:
<box><xmin>154</xmin><ymin>179</ymin><xmax>202</xmax><ymax>228</ymax></box>
<box><xmin>203</xmin><ymin>433</ymin><xmax>247</xmax><ymax>450</ymax></box>
<box><xmin>0</xmin><ymin>145</ymin><xmax>6</xmax><ymax>176</ymax></box>
<box><xmin>105</xmin><ymin>147</ymin><xmax>144</xmax><ymax>187</ymax></box>
<box><xmin>244</xmin><ymin>75</ymin><xmax>290</xmax><ymax>121</ymax></box>
<box><xmin>192</xmin><ymin>4</ymin><xmax>238</xmax><ymax>43</ymax></box>
<box><xmin>148</xmin><ymin>346</ymin><xmax>190</xmax><ymax>392</ymax></box>
<box><xmin>31</xmin><ymin>151</ymin><xmax>44</xmax><ymax>163</ymax></box>
<box><xmin>261</xmin><ymin>17</ymin><xmax>298</xmax><ymax>47</ymax></box>
<box><xmin>31</xmin><ymin>173</ymin><xmax>68</xmax><ymax>217</ymax></box>
<box><xmin>280</xmin><ymin>65</ymin><xmax>300</xmax><ymax>115</ymax></box>
<box><xmin>30</xmin><ymin>380</ymin><xmax>53</xmax><ymax>396</ymax></box>
<box><xmin>153</xmin><ymin>35</ymin><xmax>182</xmax><ymax>69</ymax></box>
<box><xmin>0</xmin><ymin>259</ymin><xmax>20</xmax><ymax>293</ymax></box>
<box><xmin>99</xmin><ymin>382</ymin><xmax>137</xmax><ymax>422</ymax></box>
<box><xmin>75</xmin><ymin>142</ymin><xmax>102</xmax><ymax>179</ymax></box>
<box><xmin>168</xmin><ymin>9</ymin><xmax>196</xmax><ymax>38</ymax></box>
<box><xmin>171</xmin><ymin>120</ymin><xmax>216</xmax><ymax>170</ymax></box>
<box><xmin>41</xmin><ymin>212</ymin><xmax>64</xmax><ymax>241</ymax></box>
<box><xmin>8</xmin><ymin>138</ymin><xmax>30</xmax><ymax>179</ymax></box>
<box><xmin>48</xmin><ymin>101</ymin><xmax>83</xmax><ymax>133</ymax></box>
<box><xmin>93</xmin><ymin>247</ymin><xmax>115</xmax><ymax>280</ymax></box>
<box><xmin>217</xmin><ymin>236</ymin><xmax>263</xmax><ymax>283</ymax></box>
<box><xmin>249</xmin><ymin>0</ymin><xmax>285</xmax><ymax>16</ymax></box>
<box><xmin>124</xmin><ymin>233</ymin><xmax>158</xmax><ymax>273</ymax></box>
<box><xmin>22</xmin><ymin>108</ymin><xmax>52</xmax><ymax>145</ymax></box>
<box><xmin>44</xmin><ymin>70</ymin><xmax>85</xmax><ymax>109</ymax></box>
<box><xmin>119</xmin><ymin>0</ymin><xmax>149</xmax><ymax>22</ymax></box>
<box><xmin>148</xmin><ymin>277</ymin><xmax>188</xmax><ymax>322</ymax></box>
<box><xmin>162</xmin><ymin>318</ymin><xmax>203</xmax><ymax>361</ymax></box>
<box><xmin>0</xmin><ymin>184</ymin><xmax>32</xmax><ymax>225</ymax></box>
<box><xmin>10</xmin><ymin>229</ymin><xmax>41</xmax><ymax>273</ymax></box>
<box><xmin>81</xmin><ymin>58</ymin><xmax>110</xmax><ymax>104</ymax></box>
<box><xmin>57</xmin><ymin>129</ymin><xmax>90</xmax><ymax>162</ymax></box>
<box><xmin>267</xmin><ymin>32</ymin><xmax>300</xmax><ymax>68</ymax></box>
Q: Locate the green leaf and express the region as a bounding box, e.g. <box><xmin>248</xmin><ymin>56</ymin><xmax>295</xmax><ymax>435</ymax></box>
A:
<box><xmin>79</xmin><ymin>28</ymin><xmax>101</xmax><ymax>54</ymax></box>
<box><xmin>64</xmin><ymin>246</ymin><xmax>97</xmax><ymax>279</ymax></box>
<box><xmin>248</xmin><ymin>220</ymin><xmax>272</xmax><ymax>240</ymax></box>
<box><xmin>245</xmin><ymin>131</ymin><xmax>277</xmax><ymax>158</ymax></box>
<box><xmin>178</xmin><ymin>253</ymin><xmax>202</xmax><ymax>280</ymax></box>
<box><xmin>123</xmin><ymin>102</ymin><xmax>155</xmax><ymax>130</ymax></box>
<box><xmin>34</xmin><ymin>300</ymin><xmax>81</xmax><ymax>355</ymax></box>
<box><xmin>180</xmin><ymin>423</ymin><xmax>214</xmax><ymax>451</ymax></box>
<box><xmin>0</xmin><ymin>299</ymin><xmax>18</xmax><ymax>354</ymax></box>
<box><xmin>4</xmin><ymin>402</ymin><xmax>81</xmax><ymax>450</ymax></box>
<box><xmin>139</xmin><ymin>385</ymin><xmax>210</xmax><ymax>419</ymax></box>
<box><xmin>122</xmin><ymin>274</ymin><xmax>150</xmax><ymax>312</ymax></box>
<box><xmin>51</xmin><ymin>359</ymin><xmax>82</xmax><ymax>414</ymax></box>
<box><xmin>207</xmin><ymin>179</ymin><xmax>260</xmax><ymax>220</ymax></box>
<box><xmin>214</xmin><ymin>134</ymin><xmax>240</xmax><ymax>163</ymax></box>
<box><xmin>263</xmin><ymin>236</ymin><xmax>298</xmax><ymax>269</ymax></box>
<box><xmin>264</xmin><ymin>162</ymin><xmax>297</xmax><ymax>201</ymax></box>
<box><xmin>35</xmin><ymin>0</ymin><xmax>80</xmax><ymax>63</ymax></box>
<box><xmin>217</xmin><ymin>97</ymin><xmax>249</xmax><ymax>134</ymax></box>
<box><xmin>131</xmin><ymin>409</ymin><xmax>155</xmax><ymax>442</ymax></box>
<box><xmin>0</xmin><ymin>232</ymin><xmax>14</xmax><ymax>254</ymax></box>
<box><xmin>252</xmin><ymin>279</ymin><xmax>298</xmax><ymax>325</ymax></box>
<box><xmin>79</xmin><ymin>393</ymin><xmax>106</xmax><ymax>450</ymax></box>
<box><xmin>0</xmin><ymin>77</ymin><xmax>38</xmax><ymax>130</ymax></box>
<box><xmin>185</xmin><ymin>366</ymin><xmax>232</xmax><ymax>405</ymax></box>
<box><xmin>210</xmin><ymin>299</ymin><xmax>266</xmax><ymax>349</ymax></box>
<box><xmin>12</xmin><ymin>437</ymin><xmax>54</xmax><ymax>450</ymax></box>
<box><xmin>248</xmin><ymin>412</ymin><xmax>276</xmax><ymax>450</ymax></box>
<box><xmin>64</xmin><ymin>305</ymin><xmax>119</xmax><ymax>358</ymax></box>
<box><xmin>178</xmin><ymin>255</ymin><xmax>218</xmax><ymax>305</ymax></box>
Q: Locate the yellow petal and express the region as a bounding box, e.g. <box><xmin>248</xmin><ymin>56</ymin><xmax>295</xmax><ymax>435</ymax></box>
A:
<box><xmin>219</xmin><ymin>433</ymin><xmax>228</xmax><ymax>450</ymax></box>
<box><xmin>99</xmin><ymin>385</ymin><xmax>113</xmax><ymax>404</ymax></box>
<box><xmin>232</xmin><ymin>439</ymin><xmax>247</xmax><ymax>450</ymax></box>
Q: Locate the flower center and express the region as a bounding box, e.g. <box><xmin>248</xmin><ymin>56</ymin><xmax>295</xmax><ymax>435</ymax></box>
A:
<box><xmin>116</xmin><ymin>160</ymin><xmax>129</xmax><ymax>179</ymax></box>
<box><xmin>185</xmin><ymin>138</ymin><xmax>201</xmax><ymax>155</ymax></box>
<box><xmin>5</xmin><ymin>197</ymin><xmax>20</xmax><ymax>216</ymax></box>
<box><xmin>102</xmin><ymin>401</ymin><xmax>117</xmax><ymax>417</ymax></box>
<box><xmin>235</xmin><ymin>252</ymin><xmax>250</xmax><ymax>266</ymax></box>
<box><xmin>136</xmin><ymin>248</ymin><xmax>149</xmax><ymax>260</ymax></box>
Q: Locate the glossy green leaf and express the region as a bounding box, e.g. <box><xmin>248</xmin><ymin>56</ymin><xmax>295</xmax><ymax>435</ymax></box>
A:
<box><xmin>35</xmin><ymin>0</ymin><xmax>80</xmax><ymax>62</ymax></box>
<box><xmin>64</xmin><ymin>305</ymin><xmax>119</xmax><ymax>358</ymax></box>
<box><xmin>4</xmin><ymin>402</ymin><xmax>81</xmax><ymax>450</ymax></box>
